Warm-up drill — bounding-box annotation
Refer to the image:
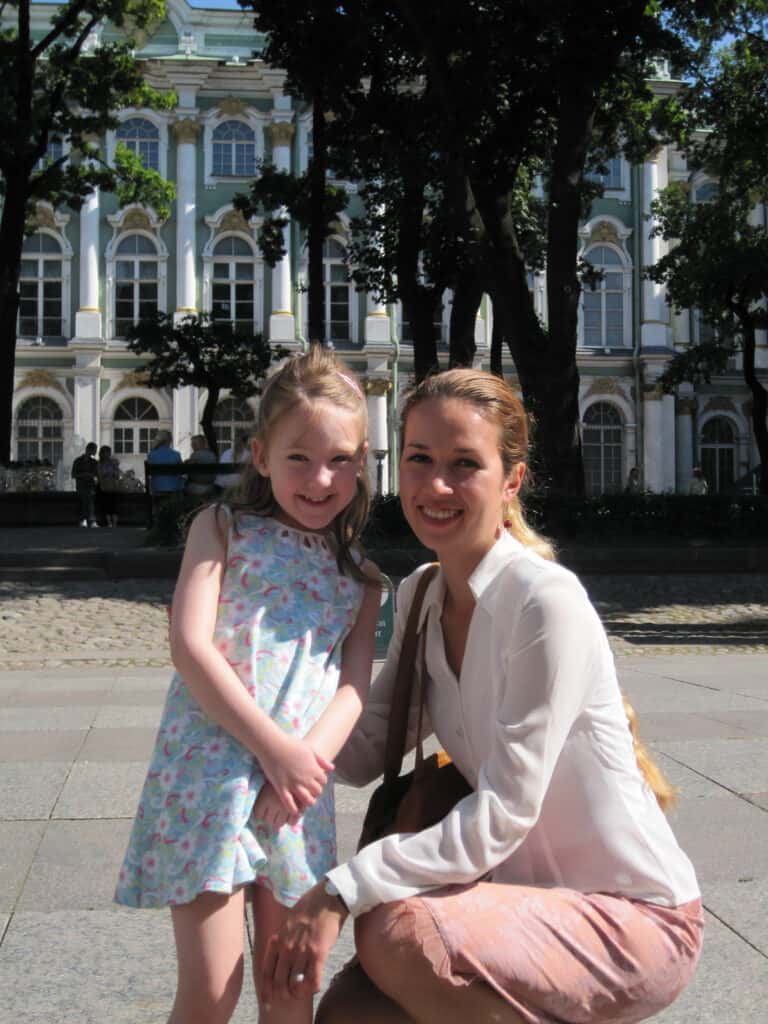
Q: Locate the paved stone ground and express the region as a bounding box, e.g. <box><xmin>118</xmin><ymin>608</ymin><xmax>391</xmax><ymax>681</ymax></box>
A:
<box><xmin>1</xmin><ymin>573</ymin><xmax>767</xmax><ymax>669</ymax></box>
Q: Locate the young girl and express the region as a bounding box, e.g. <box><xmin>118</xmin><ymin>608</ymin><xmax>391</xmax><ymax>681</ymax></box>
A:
<box><xmin>115</xmin><ymin>347</ymin><xmax>380</xmax><ymax>1024</ymax></box>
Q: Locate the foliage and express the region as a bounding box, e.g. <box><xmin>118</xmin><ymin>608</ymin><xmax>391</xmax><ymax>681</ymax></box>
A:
<box><xmin>648</xmin><ymin>27</ymin><xmax>768</xmax><ymax>492</ymax></box>
<box><xmin>125</xmin><ymin>313</ymin><xmax>281</xmax><ymax>455</ymax></box>
<box><xmin>0</xmin><ymin>0</ymin><xmax>177</xmax><ymax>464</ymax></box>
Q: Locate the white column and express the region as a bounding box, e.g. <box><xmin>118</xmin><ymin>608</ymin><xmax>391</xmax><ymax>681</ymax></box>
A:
<box><xmin>268</xmin><ymin>119</ymin><xmax>296</xmax><ymax>343</ymax></box>
<box><xmin>173</xmin><ymin>385</ymin><xmax>198</xmax><ymax>457</ymax></box>
<box><xmin>173</xmin><ymin>118</ymin><xmax>200</xmax><ymax>316</ymax></box>
<box><xmin>365</xmin><ymin>378</ymin><xmax>391</xmax><ymax>494</ymax></box>
<box><xmin>75</xmin><ymin>186</ymin><xmax>102</xmax><ymax>339</ymax></box>
<box><xmin>365</xmin><ymin>292</ymin><xmax>391</xmax><ymax>345</ymax></box>
<box><xmin>675</xmin><ymin>395</ymin><xmax>695</xmax><ymax>492</ymax></box>
<box><xmin>641</xmin><ymin>149</ymin><xmax>669</xmax><ymax>348</ymax></box>
<box><xmin>643</xmin><ymin>384</ymin><xmax>676</xmax><ymax>492</ymax></box>
<box><xmin>72</xmin><ymin>346</ymin><xmax>103</xmax><ymax>443</ymax></box>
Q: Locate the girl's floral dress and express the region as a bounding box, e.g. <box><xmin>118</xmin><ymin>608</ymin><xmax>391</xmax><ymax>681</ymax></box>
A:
<box><xmin>115</xmin><ymin>516</ymin><xmax>363</xmax><ymax>909</ymax></box>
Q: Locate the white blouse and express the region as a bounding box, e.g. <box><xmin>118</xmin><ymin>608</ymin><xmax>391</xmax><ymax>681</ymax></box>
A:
<box><xmin>328</xmin><ymin>532</ymin><xmax>700</xmax><ymax>918</ymax></box>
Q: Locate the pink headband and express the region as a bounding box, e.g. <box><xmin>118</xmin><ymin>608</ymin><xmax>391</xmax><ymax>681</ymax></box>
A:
<box><xmin>337</xmin><ymin>371</ymin><xmax>363</xmax><ymax>398</ymax></box>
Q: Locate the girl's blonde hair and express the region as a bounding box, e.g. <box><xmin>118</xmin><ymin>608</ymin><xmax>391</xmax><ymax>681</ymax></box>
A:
<box><xmin>227</xmin><ymin>346</ymin><xmax>370</xmax><ymax>580</ymax></box>
<box><xmin>401</xmin><ymin>367</ymin><xmax>677</xmax><ymax>814</ymax></box>
<box><xmin>400</xmin><ymin>368</ymin><xmax>555</xmax><ymax>560</ymax></box>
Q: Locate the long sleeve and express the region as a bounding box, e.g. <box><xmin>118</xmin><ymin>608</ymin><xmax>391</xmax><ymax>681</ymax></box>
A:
<box><xmin>328</xmin><ymin>567</ymin><xmax>605</xmax><ymax>916</ymax></box>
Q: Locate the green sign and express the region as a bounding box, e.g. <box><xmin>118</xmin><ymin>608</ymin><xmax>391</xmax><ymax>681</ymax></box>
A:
<box><xmin>374</xmin><ymin>574</ymin><xmax>395</xmax><ymax>660</ymax></box>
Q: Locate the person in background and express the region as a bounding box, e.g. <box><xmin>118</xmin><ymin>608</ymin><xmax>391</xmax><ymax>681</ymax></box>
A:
<box><xmin>71</xmin><ymin>442</ymin><xmax>99</xmax><ymax>528</ymax></box>
<box><xmin>215</xmin><ymin>432</ymin><xmax>251</xmax><ymax>494</ymax></box>
<box><xmin>688</xmin><ymin>466</ymin><xmax>709</xmax><ymax>496</ymax></box>
<box><xmin>185</xmin><ymin>434</ymin><xmax>218</xmax><ymax>498</ymax></box>
<box><xmin>624</xmin><ymin>465</ymin><xmax>641</xmax><ymax>494</ymax></box>
<box><xmin>96</xmin><ymin>445</ymin><xmax>121</xmax><ymax>527</ymax></box>
<box><xmin>147</xmin><ymin>430</ymin><xmax>184</xmax><ymax>510</ymax></box>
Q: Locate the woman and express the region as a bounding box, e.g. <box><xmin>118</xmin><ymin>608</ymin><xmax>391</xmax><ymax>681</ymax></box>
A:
<box><xmin>260</xmin><ymin>369</ymin><xmax>703</xmax><ymax>1024</ymax></box>
<box><xmin>96</xmin><ymin>445</ymin><xmax>121</xmax><ymax>527</ymax></box>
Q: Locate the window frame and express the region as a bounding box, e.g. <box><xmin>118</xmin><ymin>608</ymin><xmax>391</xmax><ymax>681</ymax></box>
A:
<box><xmin>203</xmin><ymin>108</ymin><xmax>266</xmax><ymax>186</ymax></box>
<box><xmin>581</xmin><ymin>400</ymin><xmax>625</xmax><ymax>495</ymax></box>
<box><xmin>577</xmin><ymin>240</ymin><xmax>633</xmax><ymax>350</ymax></box>
<box><xmin>17</xmin><ymin>227</ymin><xmax>73</xmax><ymax>342</ymax></box>
<box><xmin>105</xmin><ymin>218</ymin><xmax>168</xmax><ymax>343</ymax></box>
<box><xmin>107</xmin><ymin>111</ymin><xmax>168</xmax><ymax>179</ymax></box>
<box><xmin>13</xmin><ymin>394</ymin><xmax>66</xmax><ymax>464</ymax></box>
<box><xmin>204</xmin><ymin>232</ymin><xmax>264</xmax><ymax>337</ymax></box>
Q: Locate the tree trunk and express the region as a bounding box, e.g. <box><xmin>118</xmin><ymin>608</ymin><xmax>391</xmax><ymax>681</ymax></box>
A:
<box><xmin>0</xmin><ymin>174</ymin><xmax>30</xmax><ymax>464</ymax></box>
<box><xmin>307</xmin><ymin>101</ymin><xmax>327</xmax><ymax>345</ymax></box>
<box><xmin>490</xmin><ymin>315</ymin><xmax>504</xmax><ymax>378</ymax></box>
<box><xmin>396</xmin><ymin>174</ymin><xmax>440</xmax><ymax>380</ymax></box>
<box><xmin>199</xmin><ymin>384</ymin><xmax>221</xmax><ymax>459</ymax></box>
<box><xmin>448</xmin><ymin>262</ymin><xmax>482</xmax><ymax>368</ymax></box>
<box><xmin>739</xmin><ymin>314</ymin><xmax>768</xmax><ymax>494</ymax></box>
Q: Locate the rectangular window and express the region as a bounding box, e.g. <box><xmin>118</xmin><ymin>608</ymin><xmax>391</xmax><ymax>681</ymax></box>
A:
<box><xmin>113</xmin><ymin>428</ymin><xmax>134</xmax><ymax>455</ymax></box>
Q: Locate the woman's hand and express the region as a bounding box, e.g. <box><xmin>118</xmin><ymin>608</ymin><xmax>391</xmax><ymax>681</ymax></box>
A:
<box><xmin>260</xmin><ymin>735</ymin><xmax>334</xmax><ymax>816</ymax></box>
<box><xmin>259</xmin><ymin>882</ymin><xmax>347</xmax><ymax>1005</ymax></box>
<box><xmin>252</xmin><ymin>780</ymin><xmax>300</xmax><ymax>830</ymax></box>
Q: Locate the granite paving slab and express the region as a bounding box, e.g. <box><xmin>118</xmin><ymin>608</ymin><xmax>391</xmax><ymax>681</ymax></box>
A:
<box><xmin>4</xmin><ymin>689</ymin><xmax>112</xmax><ymax>707</ymax></box>
<box><xmin>655</xmin><ymin>738</ymin><xmax>768</xmax><ymax>796</ymax></box>
<box><xmin>92</xmin><ymin>705</ymin><xmax>166</xmax><ymax>729</ymax></box>
<box><xmin>0</xmin><ymin>821</ymin><xmax>45</xmax><ymax>912</ymax></box>
<box><xmin>661</xmin><ymin>792</ymin><xmax>768</xmax><ymax>882</ymax></box>
<box><xmin>78</xmin><ymin>727</ymin><xmax>157</xmax><ymax>761</ymax></box>
<box><xmin>16</xmin><ymin>819</ymin><xmax>133</xmax><ymax>912</ymax></box>
<box><xmin>0</xmin><ymin>706</ymin><xmax>99</xmax><ymax>732</ymax></box>
<box><xmin>0</xmin><ymin>762</ymin><xmax>71</xmax><ymax>820</ymax></box>
<box><xmin>619</xmin><ymin>655</ymin><xmax>768</xmax><ymax>693</ymax></box>
<box><xmin>0</xmin><ymin>729</ymin><xmax>85</xmax><ymax>761</ymax></box>
<box><xmin>701</xmin><ymin>878</ymin><xmax>768</xmax><ymax>957</ymax></box>
<box><xmin>626</xmin><ymin>710</ymin><xmax>758</xmax><ymax>741</ymax></box>
<box><xmin>52</xmin><ymin>762</ymin><xmax>147</xmax><ymax>820</ymax></box>
<box><xmin>649</xmin><ymin>908</ymin><xmax>768</xmax><ymax>1024</ymax></box>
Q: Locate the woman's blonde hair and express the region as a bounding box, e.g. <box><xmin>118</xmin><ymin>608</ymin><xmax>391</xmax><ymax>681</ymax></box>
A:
<box><xmin>401</xmin><ymin>368</ymin><xmax>677</xmax><ymax>813</ymax></box>
<box><xmin>400</xmin><ymin>368</ymin><xmax>555</xmax><ymax>561</ymax></box>
<box><xmin>226</xmin><ymin>346</ymin><xmax>370</xmax><ymax>580</ymax></box>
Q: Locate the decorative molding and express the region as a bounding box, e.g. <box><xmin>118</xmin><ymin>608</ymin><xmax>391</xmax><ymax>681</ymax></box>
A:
<box><xmin>116</xmin><ymin>370</ymin><xmax>150</xmax><ymax>390</ymax></box>
<box><xmin>704</xmin><ymin>396</ymin><xmax>736</xmax><ymax>414</ymax></box>
<box><xmin>31</xmin><ymin>202</ymin><xmax>70</xmax><ymax>233</ymax></box>
<box><xmin>107</xmin><ymin>203</ymin><xmax>165</xmax><ymax>232</ymax></box>
<box><xmin>269</xmin><ymin>120</ymin><xmax>295</xmax><ymax>147</ymax></box>
<box><xmin>642</xmin><ymin>383</ymin><xmax>665</xmax><ymax>401</ymax></box>
<box><xmin>363</xmin><ymin>377</ymin><xmax>392</xmax><ymax>397</ymax></box>
<box><xmin>218</xmin><ymin>96</ymin><xmax>248</xmax><ymax>116</ymax></box>
<box><xmin>172</xmin><ymin>118</ymin><xmax>200</xmax><ymax>144</ymax></box>
<box><xmin>124</xmin><ymin>209</ymin><xmax>154</xmax><ymax>231</ymax></box>
<box><xmin>19</xmin><ymin>370</ymin><xmax>64</xmax><ymax>393</ymax></box>
<box><xmin>587</xmin><ymin>376</ymin><xmax>625</xmax><ymax>397</ymax></box>
<box><xmin>219</xmin><ymin>209</ymin><xmax>249</xmax><ymax>232</ymax></box>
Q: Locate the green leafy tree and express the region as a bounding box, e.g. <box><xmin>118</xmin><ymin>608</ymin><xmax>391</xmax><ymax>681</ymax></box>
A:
<box><xmin>125</xmin><ymin>313</ymin><xmax>279</xmax><ymax>456</ymax></box>
<box><xmin>0</xmin><ymin>0</ymin><xmax>176</xmax><ymax>464</ymax></box>
<box><xmin>649</xmin><ymin>31</ymin><xmax>768</xmax><ymax>493</ymax></box>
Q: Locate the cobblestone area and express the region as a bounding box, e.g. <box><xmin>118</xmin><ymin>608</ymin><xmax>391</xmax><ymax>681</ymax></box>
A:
<box><xmin>1</xmin><ymin>574</ymin><xmax>766</xmax><ymax>669</ymax></box>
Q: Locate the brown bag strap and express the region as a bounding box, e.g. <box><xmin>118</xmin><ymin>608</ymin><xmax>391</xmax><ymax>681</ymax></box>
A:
<box><xmin>383</xmin><ymin>564</ymin><xmax>439</xmax><ymax>783</ymax></box>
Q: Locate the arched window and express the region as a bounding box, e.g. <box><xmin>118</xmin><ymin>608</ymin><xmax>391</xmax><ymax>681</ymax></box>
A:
<box><xmin>212</xmin><ymin>120</ymin><xmax>256</xmax><ymax>177</ymax></box>
<box><xmin>587</xmin><ymin>157</ymin><xmax>623</xmax><ymax>190</ymax></box>
<box><xmin>700</xmin><ymin>417</ymin><xmax>736</xmax><ymax>493</ymax></box>
<box><xmin>113</xmin><ymin>397</ymin><xmax>159</xmax><ymax>455</ymax></box>
<box><xmin>18</xmin><ymin>233</ymin><xmax>64</xmax><ymax>339</ymax></box>
<box><xmin>114</xmin><ymin>235</ymin><xmax>160</xmax><ymax>337</ymax></box>
<box><xmin>211</xmin><ymin>236</ymin><xmax>260</xmax><ymax>335</ymax></box>
<box><xmin>581</xmin><ymin>245</ymin><xmax>627</xmax><ymax>348</ymax></box>
<box><xmin>116</xmin><ymin>118</ymin><xmax>160</xmax><ymax>171</ymax></box>
<box><xmin>324</xmin><ymin>239</ymin><xmax>353</xmax><ymax>342</ymax></box>
<box><xmin>15</xmin><ymin>396</ymin><xmax>64</xmax><ymax>463</ymax></box>
<box><xmin>582</xmin><ymin>402</ymin><xmax>623</xmax><ymax>494</ymax></box>
<box><xmin>213</xmin><ymin>397</ymin><xmax>255</xmax><ymax>451</ymax></box>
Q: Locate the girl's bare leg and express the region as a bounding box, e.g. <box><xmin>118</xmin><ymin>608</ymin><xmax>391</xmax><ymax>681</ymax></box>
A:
<box><xmin>251</xmin><ymin>885</ymin><xmax>313</xmax><ymax>1024</ymax></box>
<box><xmin>168</xmin><ymin>889</ymin><xmax>246</xmax><ymax>1024</ymax></box>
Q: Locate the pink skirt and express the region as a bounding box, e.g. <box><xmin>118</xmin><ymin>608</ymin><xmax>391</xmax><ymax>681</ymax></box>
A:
<box><xmin>393</xmin><ymin>883</ymin><xmax>703</xmax><ymax>1024</ymax></box>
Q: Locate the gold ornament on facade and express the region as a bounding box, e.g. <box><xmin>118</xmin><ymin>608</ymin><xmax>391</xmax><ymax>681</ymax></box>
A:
<box><xmin>704</xmin><ymin>396</ymin><xmax>736</xmax><ymax>413</ymax></box>
<box><xmin>218</xmin><ymin>97</ymin><xmax>248</xmax><ymax>116</ymax></box>
<box><xmin>363</xmin><ymin>377</ymin><xmax>392</xmax><ymax>396</ymax></box>
<box><xmin>173</xmin><ymin>118</ymin><xmax>201</xmax><ymax>144</ymax></box>
<box><xmin>19</xmin><ymin>370</ymin><xmax>64</xmax><ymax>393</ymax></box>
<box><xmin>591</xmin><ymin>222</ymin><xmax>619</xmax><ymax>246</ymax></box>
<box><xmin>675</xmin><ymin>397</ymin><xmax>697</xmax><ymax>415</ymax></box>
<box><xmin>587</xmin><ymin>377</ymin><xmax>624</xmax><ymax>397</ymax></box>
<box><xmin>32</xmin><ymin>205</ymin><xmax>58</xmax><ymax>231</ymax></box>
<box><xmin>116</xmin><ymin>371</ymin><xmax>150</xmax><ymax>390</ymax></box>
<box><xmin>123</xmin><ymin>209</ymin><xmax>153</xmax><ymax>231</ymax></box>
<box><xmin>642</xmin><ymin>382</ymin><xmax>665</xmax><ymax>401</ymax></box>
<box><xmin>269</xmin><ymin>121</ymin><xmax>295</xmax><ymax>147</ymax></box>
<box><xmin>219</xmin><ymin>209</ymin><xmax>249</xmax><ymax>232</ymax></box>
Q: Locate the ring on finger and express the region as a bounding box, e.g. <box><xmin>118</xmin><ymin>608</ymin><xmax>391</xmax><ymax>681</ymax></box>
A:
<box><xmin>292</xmin><ymin>972</ymin><xmax>305</xmax><ymax>984</ymax></box>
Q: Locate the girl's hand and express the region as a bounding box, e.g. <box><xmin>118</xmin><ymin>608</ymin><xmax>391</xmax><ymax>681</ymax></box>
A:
<box><xmin>259</xmin><ymin>883</ymin><xmax>347</xmax><ymax>1004</ymax></box>
<box><xmin>252</xmin><ymin>781</ymin><xmax>300</xmax><ymax>830</ymax></box>
<box><xmin>261</xmin><ymin>736</ymin><xmax>334</xmax><ymax>816</ymax></box>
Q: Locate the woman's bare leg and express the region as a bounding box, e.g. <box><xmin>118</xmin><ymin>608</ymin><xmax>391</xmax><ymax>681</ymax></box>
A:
<box><xmin>168</xmin><ymin>889</ymin><xmax>246</xmax><ymax>1024</ymax></box>
<box><xmin>251</xmin><ymin>885</ymin><xmax>313</xmax><ymax>1024</ymax></box>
